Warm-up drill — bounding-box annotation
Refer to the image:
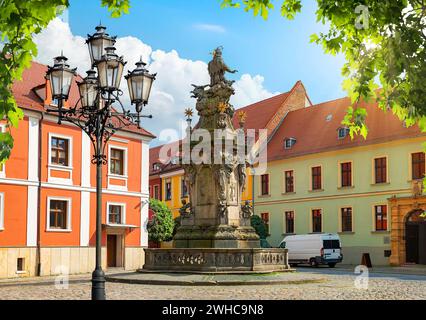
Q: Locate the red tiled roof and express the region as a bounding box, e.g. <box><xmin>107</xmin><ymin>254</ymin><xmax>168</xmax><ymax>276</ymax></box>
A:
<box><xmin>267</xmin><ymin>96</ymin><xmax>424</xmax><ymax>161</ymax></box>
<box><xmin>231</xmin><ymin>92</ymin><xmax>290</xmax><ymax>130</ymax></box>
<box><xmin>11</xmin><ymin>61</ymin><xmax>155</xmax><ymax>138</ymax></box>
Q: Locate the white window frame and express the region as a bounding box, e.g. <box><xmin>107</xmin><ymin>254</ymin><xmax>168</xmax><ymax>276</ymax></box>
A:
<box><xmin>337</xmin><ymin>127</ymin><xmax>350</xmax><ymax>140</ymax></box>
<box><xmin>48</xmin><ymin>133</ymin><xmax>73</xmax><ymax>185</ymax></box>
<box><xmin>0</xmin><ymin>193</ymin><xmax>4</xmax><ymax>231</ymax></box>
<box><xmin>107</xmin><ymin>144</ymin><xmax>128</xmax><ymax>191</ymax></box>
<box><xmin>106</xmin><ymin>202</ymin><xmax>126</xmax><ymax>225</ymax></box>
<box><xmin>46</xmin><ymin>197</ymin><xmax>72</xmax><ymax>232</ymax></box>
<box><xmin>284</xmin><ymin>138</ymin><xmax>297</xmax><ymax>150</ymax></box>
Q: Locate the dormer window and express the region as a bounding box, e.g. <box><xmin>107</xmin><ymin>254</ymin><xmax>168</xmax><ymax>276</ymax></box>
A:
<box><xmin>284</xmin><ymin>138</ymin><xmax>297</xmax><ymax>150</ymax></box>
<box><xmin>152</xmin><ymin>163</ymin><xmax>161</xmax><ymax>171</ymax></box>
<box><xmin>338</xmin><ymin>127</ymin><xmax>350</xmax><ymax>140</ymax></box>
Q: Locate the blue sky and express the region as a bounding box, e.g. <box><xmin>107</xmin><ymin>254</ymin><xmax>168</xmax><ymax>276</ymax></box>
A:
<box><xmin>67</xmin><ymin>0</ymin><xmax>346</xmax><ymax>105</ymax></box>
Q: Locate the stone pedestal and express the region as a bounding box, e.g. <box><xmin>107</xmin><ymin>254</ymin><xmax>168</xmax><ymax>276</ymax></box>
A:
<box><xmin>143</xmin><ymin>248</ymin><xmax>290</xmax><ymax>273</ymax></box>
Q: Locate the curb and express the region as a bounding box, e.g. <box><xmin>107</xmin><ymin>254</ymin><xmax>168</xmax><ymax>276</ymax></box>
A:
<box><xmin>105</xmin><ymin>275</ymin><xmax>327</xmax><ymax>286</ymax></box>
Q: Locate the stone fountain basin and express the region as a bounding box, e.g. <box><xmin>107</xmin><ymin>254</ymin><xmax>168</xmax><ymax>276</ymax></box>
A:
<box><xmin>142</xmin><ymin>248</ymin><xmax>290</xmax><ymax>273</ymax></box>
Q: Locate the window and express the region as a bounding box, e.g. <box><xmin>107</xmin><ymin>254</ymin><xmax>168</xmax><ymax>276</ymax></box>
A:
<box><xmin>108</xmin><ymin>204</ymin><xmax>124</xmax><ymax>224</ymax></box>
<box><xmin>375</xmin><ymin>205</ymin><xmax>388</xmax><ymax>231</ymax></box>
<box><xmin>165</xmin><ymin>181</ymin><xmax>172</xmax><ymax>201</ymax></box>
<box><xmin>17</xmin><ymin>258</ymin><xmax>25</xmax><ymax>272</ymax></box>
<box><xmin>341</xmin><ymin>208</ymin><xmax>353</xmax><ymax>232</ymax></box>
<box><xmin>284</xmin><ymin>170</ymin><xmax>294</xmax><ymax>193</ymax></box>
<box><xmin>412</xmin><ymin>152</ymin><xmax>425</xmax><ymax>180</ymax></box>
<box><xmin>181</xmin><ymin>178</ymin><xmax>188</xmax><ymax>198</ymax></box>
<box><xmin>285</xmin><ymin>211</ymin><xmax>295</xmax><ymax>234</ymax></box>
<box><xmin>154</xmin><ymin>185</ymin><xmax>160</xmax><ymax>200</ymax></box>
<box><xmin>50</xmin><ymin>137</ymin><xmax>69</xmax><ymax>166</ymax></box>
<box><xmin>374</xmin><ymin>157</ymin><xmax>387</xmax><ymax>184</ymax></box>
<box><xmin>110</xmin><ymin>148</ymin><xmax>124</xmax><ymax>176</ymax></box>
<box><xmin>341</xmin><ymin>162</ymin><xmax>352</xmax><ymax>187</ymax></box>
<box><xmin>338</xmin><ymin>127</ymin><xmax>350</xmax><ymax>139</ymax></box>
<box><xmin>260</xmin><ymin>174</ymin><xmax>270</xmax><ymax>196</ymax></box>
<box><xmin>153</xmin><ymin>163</ymin><xmax>161</xmax><ymax>171</ymax></box>
<box><xmin>48</xmin><ymin>199</ymin><xmax>69</xmax><ymax>230</ymax></box>
<box><xmin>312</xmin><ymin>209</ymin><xmax>322</xmax><ymax>233</ymax></box>
<box><xmin>311</xmin><ymin>166</ymin><xmax>322</xmax><ymax>190</ymax></box>
<box><xmin>261</xmin><ymin>213</ymin><xmax>270</xmax><ymax>233</ymax></box>
<box><xmin>323</xmin><ymin>240</ymin><xmax>340</xmax><ymax>249</ymax></box>
<box><xmin>284</xmin><ymin>138</ymin><xmax>297</xmax><ymax>149</ymax></box>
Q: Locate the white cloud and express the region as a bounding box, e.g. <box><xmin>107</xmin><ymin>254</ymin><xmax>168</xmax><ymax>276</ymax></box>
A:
<box><xmin>231</xmin><ymin>74</ymin><xmax>280</xmax><ymax>108</ymax></box>
<box><xmin>33</xmin><ymin>18</ymin><xmax>278</xmax><ymax>144</ymax></box>
<box><xmin>193</xmin><ymin>23</ymin><xmax>226</xmax><ymax>33</ymax></box>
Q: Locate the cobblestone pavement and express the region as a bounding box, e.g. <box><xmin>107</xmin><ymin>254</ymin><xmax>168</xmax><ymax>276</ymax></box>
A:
<box><xmin>0</xmin><ymin>271</ymin><xmax>425</xmax><ymax>300</ymax></box>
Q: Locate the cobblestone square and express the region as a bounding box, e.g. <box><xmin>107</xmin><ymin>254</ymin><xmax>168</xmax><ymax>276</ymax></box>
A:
<box><xmin>0</xmin><ymin>269</ymin><xmax>425</xmax><ymax>300</ymax></box>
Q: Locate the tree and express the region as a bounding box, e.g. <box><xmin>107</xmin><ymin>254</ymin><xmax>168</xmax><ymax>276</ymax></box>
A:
<box><xmin>3</xmin><ymin>0</ymin><xmax>426</xmax><ymax>163</ymax></box>
<box><xmin>251</xmin><ymin>215</ymin><xmax>268</xmax><ymax>239</ymax></box>
<box><xmin>0</xmin><ymin>0</ymin><xmax>129</xmax><ymax>162</ymax></box>
<box><xmin>222</xmin><ymin>0</ymin><xmax>426</xmax><ymax>140</ymax></box>
<box><xmin>147</xmin><ymin>199</ymin><xmax>175</xmax><ymax>244</ymax></box>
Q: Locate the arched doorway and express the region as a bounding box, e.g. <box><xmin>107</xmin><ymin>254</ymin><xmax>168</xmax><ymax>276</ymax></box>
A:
<box><xmin>405</xmin><ymin>210</ymin><xmax>426</xmax><ymax>264</ymax></box>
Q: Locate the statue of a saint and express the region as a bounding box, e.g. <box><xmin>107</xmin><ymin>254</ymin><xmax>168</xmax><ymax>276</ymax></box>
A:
<box><xmin>208</xmin><ymin>47</ymin><xmax>237</xmax><ymax>86</ymax></box>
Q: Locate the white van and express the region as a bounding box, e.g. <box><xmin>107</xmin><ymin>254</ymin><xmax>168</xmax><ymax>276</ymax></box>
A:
<box><xmin>279</xmin><ymin>233</ymin><xmax>343</xmax><ymax>268</ymax></box>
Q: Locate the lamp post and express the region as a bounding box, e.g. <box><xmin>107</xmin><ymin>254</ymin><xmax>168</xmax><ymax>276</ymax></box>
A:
<box><xmin>46</xmin><ymin>25</ymin><xmax>156</xmax><ymax>300</ymax></box>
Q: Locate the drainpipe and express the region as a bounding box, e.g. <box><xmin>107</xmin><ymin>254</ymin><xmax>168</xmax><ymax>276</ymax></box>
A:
<box><xmin>35</xmin><ymin>112</ymin><xmax>43</xmax><ymax>277</ymax></box>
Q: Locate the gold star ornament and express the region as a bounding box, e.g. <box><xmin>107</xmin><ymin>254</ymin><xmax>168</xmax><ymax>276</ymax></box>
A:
<box><xmin>184</xmin><ymin>108</ymin><xmax>194</xmax><ymax>119</ymax></box>
<box><xmin>217</xmin><ymin>102</ymin><xmax>228</xmax><ymax>113</ymax></box>
<box><xmin>238</xmin><ymin>111</ymin><xmax>247</xmax><ymax>126</ymax></box>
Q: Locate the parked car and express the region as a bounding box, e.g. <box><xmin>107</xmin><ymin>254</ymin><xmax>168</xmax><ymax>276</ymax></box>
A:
<box><xmin>279</xmin><ymin>233</ymin><xmax>343</xmax><ymax>268</ymax></box>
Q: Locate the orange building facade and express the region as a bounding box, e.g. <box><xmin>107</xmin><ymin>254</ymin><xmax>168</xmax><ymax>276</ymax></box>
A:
<box><xmin>0</xmin><ymin>61</ymin><xmax>154</xmax><ymax>279</ymax></box>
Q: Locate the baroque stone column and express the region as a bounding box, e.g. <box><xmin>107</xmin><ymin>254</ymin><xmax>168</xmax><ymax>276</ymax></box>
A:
<box><xmin>174</xmin><ymin>47</ymin><xmax>259</xmax><ymax>249</ymax></box>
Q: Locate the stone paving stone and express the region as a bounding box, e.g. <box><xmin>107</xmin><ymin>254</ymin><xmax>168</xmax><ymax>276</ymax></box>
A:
<box><xmin>0</xmin><ymin>272</ymin><xmax>425</xmax><ymax>300</ymax></box>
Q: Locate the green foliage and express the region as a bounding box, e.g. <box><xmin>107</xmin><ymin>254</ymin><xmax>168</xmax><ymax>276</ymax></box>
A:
<box><xmin>148</xmin><ymin>199</ymin><xmax>175</xmax><ymax>243</ymax></box>
<box><xmin>0</xmin><ymin>0</ymin><xmax>131</xmax><ymax>163</ymax></box>
<box><xmin>251</xmin><ymin>215</ymin><xmax>268</xmax><ymax>239</ymax></box>
<box><xmin>101</xmin><ymin>0</ymin><xmax>130</xmax><ymax>17</ymax></box>
<box><xmin>222</xmin><ymin>0</ymin><xmax>426</xmax><ymax>141</ymax></box>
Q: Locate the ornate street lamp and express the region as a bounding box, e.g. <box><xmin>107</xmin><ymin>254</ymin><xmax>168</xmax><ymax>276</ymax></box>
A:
<box><xmin>77</xmin><ymin>69</ymin><xmax>98</xmax><ymax>109</ymax></box>
<box><xmin>86</xmin><ymin>24</ymin><xmax>116</xmax><ymax>66</ymax></box>
<box><xmin>46</xmin><ymin>25</ymin><xmax>155</xmax><ymax>301</ymax></box>
<box><xmin>96</xmin><ymin>47</ymin><xmax>126</xmax><ymax>92</ymax></box>
<box><xmin>125</xmin><ymin>58</ymin><xmax>157</xmax><ymax>127</ymax></box>
<box><xmin>46</xmin><ymin>54</ymin><xmax>77</xmax><ymax>124</ymax></box>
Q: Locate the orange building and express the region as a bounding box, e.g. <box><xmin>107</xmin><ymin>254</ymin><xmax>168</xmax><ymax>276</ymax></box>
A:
<box><xmin>0</xmin><ymin>61</ymin><xmax>154</xmax><ymax>279</ymax></box>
